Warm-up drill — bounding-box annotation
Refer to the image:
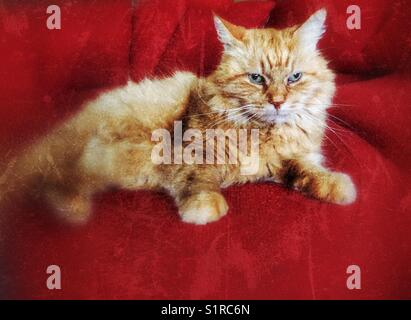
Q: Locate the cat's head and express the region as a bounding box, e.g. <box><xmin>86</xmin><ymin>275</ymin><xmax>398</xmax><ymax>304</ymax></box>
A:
<box><xmin>207</xmin><ymin>9</ymin><xmax>335</xmax><ymax>127</ymax></box>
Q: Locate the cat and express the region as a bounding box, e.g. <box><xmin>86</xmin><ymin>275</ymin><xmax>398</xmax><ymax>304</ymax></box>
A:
<box><xmin>0</xmin><ymin>9</ymin><xmax>356</xmax><ymax>225</ymax></box>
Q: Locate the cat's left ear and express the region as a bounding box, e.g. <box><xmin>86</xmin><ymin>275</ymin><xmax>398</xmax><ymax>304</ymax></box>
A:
<box><xmin>214</xmin><ymin>15</ymin><xmax>246</xmax><ymax>52</ymax></box>
<box><xmin>296</xmin><ymin>9</ymin><xmax>327</xmax><ymax>52</ymax></box>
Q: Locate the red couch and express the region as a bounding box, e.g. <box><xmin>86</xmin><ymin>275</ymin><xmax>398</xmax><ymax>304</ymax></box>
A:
<box><xmin>0</xmin><ymin>0</ymin><xmax>410</xmax><ymax>299</ymax></box>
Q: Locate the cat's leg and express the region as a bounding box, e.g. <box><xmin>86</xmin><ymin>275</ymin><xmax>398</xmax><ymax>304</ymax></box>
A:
<box><xmin>82</xmin><ymin>137</ymin><xmax>228</xmax><ymax>224</ymax></box>
<box><xmin>280</xmin><ymin>158</ymin><xmax>357</xmax><ymax>205</ymax></box>
<box><xmin>42</xmin><ymin>170</ymin><xmax>98</xmax><ymax>224</ymax></box>
<box><xmin>166</xmin><ymin>167</ymin><xmax>228</xmax><ymax>225</ymax></box>
<box><xmin>40</xmin><ymin>145</ymin><xmax>108</xmax><ymax>224</ymax></box>
<box><xmin>39</xmin><ymin>153</ymin><xmax>97</xmax><ymax>224</ymax></box>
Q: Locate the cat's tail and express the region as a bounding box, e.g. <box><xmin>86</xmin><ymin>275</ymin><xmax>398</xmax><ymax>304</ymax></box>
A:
<box><xmin>0</xmin><ymin>142</ymin><xmax>55</xmax><ymax>243</ymax></box>
<box><xmin>0</xmin><ymin>142</ymin><xmax>50</xmax><ymax>213</ymax></box>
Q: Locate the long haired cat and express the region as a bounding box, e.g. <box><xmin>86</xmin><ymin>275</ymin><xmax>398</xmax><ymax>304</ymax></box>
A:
<box><xmin>0</xmin><ymin>9</ymin><xmax>356</xmax><ymax>225</ymax></box>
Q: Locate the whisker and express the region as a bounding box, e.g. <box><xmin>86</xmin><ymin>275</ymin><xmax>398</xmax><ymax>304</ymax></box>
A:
<box><xmin>209</xmin><ymin>105</ymin><xmax>257</xmax><ymax>128</ymax></box>
<box><xmin>184</xmin><ymin>110</ymin><xmax>226</xmax><ymax>118</ymax></box>
<box><xmin>308</xmin><ymin>107</ymin><xmax>356</xmax><ymax>132</ymax></box>
<box><xmin>295</xmin><ymin>91</ymin><xmax>357</xmax><ymax>108</ymax></box>
<box><xmin>306</xmin><ymin>97</ymin><xmax>357</xmax><ymax>131</ymax></box>
<box><xmin>303</xmin><ymin>111</ymin><xmax>349</xmax><ymax>134</ymax></box>
<box><xmin>303</xmin><ymin>102</ymin><xmax>358</xmax><ymax>108</ymax></box>
<box><xmin>186</xmin><ymin>107</ymin><xmax>243</xmax><ymax>119</ymax></box>
<box><xmin>302</xmin><ymin>111</ymin><xmax>359</xmax><ymax>160</ymax></box>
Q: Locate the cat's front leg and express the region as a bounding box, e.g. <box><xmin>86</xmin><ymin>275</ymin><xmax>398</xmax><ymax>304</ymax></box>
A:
<box><xmin>280</xmin><ymin>158</ymin><xmax>357</xmax><ymax>205</ymax></box>
<box><xmin>167</xmin><ymin>167</ymin><xmax>228</xmax><ymax>225</ymax></box>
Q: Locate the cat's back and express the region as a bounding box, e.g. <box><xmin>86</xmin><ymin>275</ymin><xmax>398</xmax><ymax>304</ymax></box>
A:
<box><xmin>86</xmin><ymin>71</ymin><xmax>198</xmax><ymax>130</ymax></box>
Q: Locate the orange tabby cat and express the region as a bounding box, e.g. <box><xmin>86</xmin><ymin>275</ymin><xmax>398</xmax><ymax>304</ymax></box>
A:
<box><xmin>0</xmin><ymin>9</ymin><xmax>356</xmax><ymax>225</ymax></box>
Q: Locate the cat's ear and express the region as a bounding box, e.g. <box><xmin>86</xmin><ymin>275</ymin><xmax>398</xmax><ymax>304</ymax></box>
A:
<box><xmin>214</xmin><ymin>15</ymin><xmax>245</xmax><ymax>52</ymax></box>
<box><xmin>296</xmin><ymin>9</ymin><xmax>327</xmax><ymax>52</ymax></box>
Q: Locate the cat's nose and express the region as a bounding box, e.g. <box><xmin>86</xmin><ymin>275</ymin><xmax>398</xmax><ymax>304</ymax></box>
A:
<box><xmin>272</xmin><ymin>101</ymin><xmax>284</xmax><ymax>110</ymax></box>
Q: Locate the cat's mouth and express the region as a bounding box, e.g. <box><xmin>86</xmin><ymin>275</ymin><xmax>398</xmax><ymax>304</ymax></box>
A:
<box><xmin>260</xmin><ymin>113</ymin><xmax>290</xmax><ymax>124</ymax></box>
<box><xmin>258</xmin><ymin>104</ymin><xmax>293</xmax><ymax>125</ymax></box>
<box><xmin>224</xmin><ymin>104</ymin><xmax>294</xmax><ymax>126</ymax></box>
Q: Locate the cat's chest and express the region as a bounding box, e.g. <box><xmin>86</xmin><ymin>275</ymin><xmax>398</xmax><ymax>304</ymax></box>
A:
<box><xmin>260</xmin><ymin>125</ymin><xmax>319</xmax><ymax>159</ymax></box>
<box><xmin>226</xmin><ymin>126</ymin><xmax>319</xmax><ymax>184</ymax></box>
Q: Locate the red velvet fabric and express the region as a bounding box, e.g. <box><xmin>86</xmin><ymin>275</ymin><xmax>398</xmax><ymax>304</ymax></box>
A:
<box><xmin>130</xmin><ymin>0</ymin><xmax>275</xmax><ymax>80</ymax></box>
<box><xmin>1</xmin><ymin>0</ymin><xmax>410</xmax><ymax>299</ymax></box>
<box><xmin>267</xmin><ymin>0</ymin><xmax>411</xmax><ymax>73</ymax></box>
<box><xmin>0</xmin><ymin>0</ymin><xmax>132</xmax><ymax>150</ymax></box>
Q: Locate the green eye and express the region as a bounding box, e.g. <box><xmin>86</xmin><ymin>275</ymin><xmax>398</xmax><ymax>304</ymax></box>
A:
<box><xmin>287</xmin><ymin>72</ymin><xmax>303</xmax><ymax>84</ymax></box>
<box><xmin>248</xmin><ymin>73</ymin><xmax>265</xmax><ymax>85</ymax></box>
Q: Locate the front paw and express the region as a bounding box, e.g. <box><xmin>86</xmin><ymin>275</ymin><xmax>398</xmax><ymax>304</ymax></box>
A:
<box><xmin>314</xmin><ymin>172</ymin><xmax>357</xmax><ymax>205</ymax></box>
<box><xmin>179</xmin><ymin>191</ymin><xmax>229</xmax><ymax>225</ymax></box>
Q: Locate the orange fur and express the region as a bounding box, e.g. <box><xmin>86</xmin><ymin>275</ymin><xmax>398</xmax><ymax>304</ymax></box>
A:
<box><xmin>0</xmin><ymin>10</ymin><xmax>356</xmax><ymax>225</ymax></box>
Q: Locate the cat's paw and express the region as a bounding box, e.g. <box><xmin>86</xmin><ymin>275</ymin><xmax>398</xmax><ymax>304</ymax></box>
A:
<box><xmin>179</xmin><ymin>191</ymin><xmax>229</xmax><ymax>225</ymax></box>
<box><xmin>317</xmin><ymin>172</ymin><xmax>357</xmax><ymax>205</ymax></box>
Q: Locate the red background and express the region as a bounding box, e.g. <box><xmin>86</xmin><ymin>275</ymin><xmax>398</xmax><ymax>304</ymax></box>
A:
<box><xmin>0</xmin><ymin>0</ymin><xmax>410</xmax><ymax>299</ymax></box>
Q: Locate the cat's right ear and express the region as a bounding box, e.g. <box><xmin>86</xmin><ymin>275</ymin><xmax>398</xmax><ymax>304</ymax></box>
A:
<box><xmin>213</xmin><ymin>15</ymin><xmax>245</xmax><ymax>53</ymax></box>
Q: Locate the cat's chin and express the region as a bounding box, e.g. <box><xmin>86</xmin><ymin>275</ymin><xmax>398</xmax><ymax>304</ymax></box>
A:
<box><xmin>260</xmin><ymin>114</ymin><xmax>291</xmax><ymax>126</ymax></box>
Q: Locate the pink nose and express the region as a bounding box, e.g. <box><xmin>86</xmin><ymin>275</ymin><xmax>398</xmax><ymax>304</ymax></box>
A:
<box><xmin>272</xmin><ymin>101</ymin><xmax>284</xmax><ymax>110</ymax></box>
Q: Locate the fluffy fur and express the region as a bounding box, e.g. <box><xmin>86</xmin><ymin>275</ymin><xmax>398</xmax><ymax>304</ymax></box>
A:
<box><xmin>0</xmin><ymin>10</ymin><xmax>356</xmax><ymax>225</ymax></box>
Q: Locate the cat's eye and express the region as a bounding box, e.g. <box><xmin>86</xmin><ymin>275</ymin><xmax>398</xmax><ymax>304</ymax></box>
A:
<box><xmin>248</xmin><ymin>73</ymin><xmax>265</xmax><ymax>85</ymax></box>
<box><xmin>287</xmin><ymin>72</ymin><xmax>303</xmax><ymax>84</ymax></box>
